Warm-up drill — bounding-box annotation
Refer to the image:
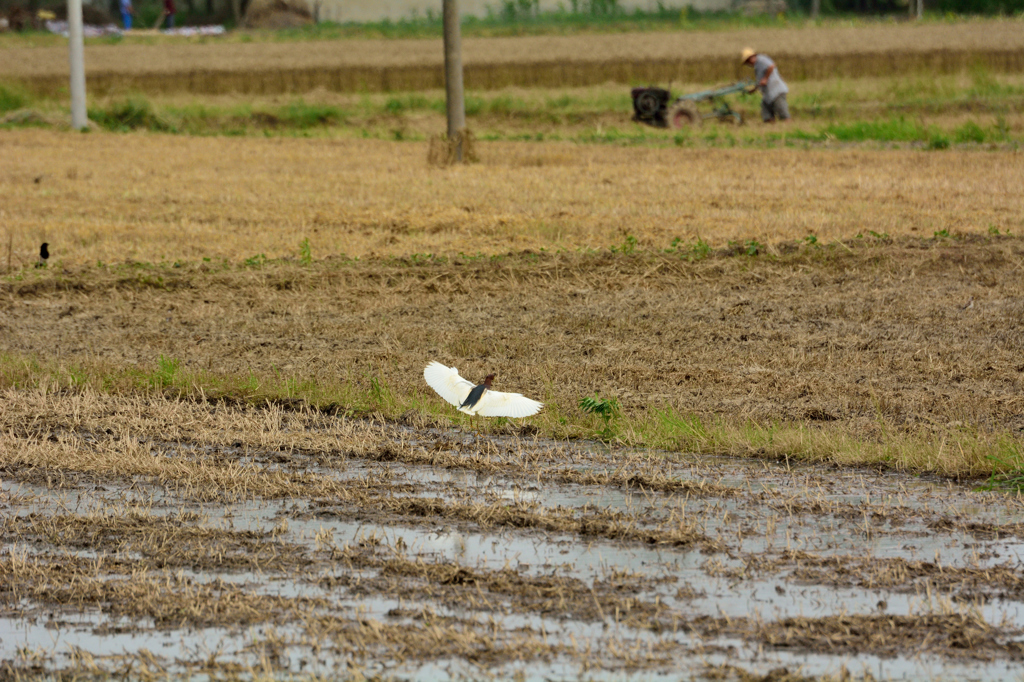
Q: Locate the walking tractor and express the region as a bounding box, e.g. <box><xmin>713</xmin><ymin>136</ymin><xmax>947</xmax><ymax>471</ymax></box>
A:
<box><xmin>631</xmin><ymin>80</ymin><xmax>755</xmax><ymax>128</ymax></box>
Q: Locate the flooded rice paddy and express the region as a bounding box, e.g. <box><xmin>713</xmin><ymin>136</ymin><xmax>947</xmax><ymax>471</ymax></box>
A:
<box><xmin>3</xmin><ymin>393</ymin><xmax>1024</xmax><ymax>681</ymax></box>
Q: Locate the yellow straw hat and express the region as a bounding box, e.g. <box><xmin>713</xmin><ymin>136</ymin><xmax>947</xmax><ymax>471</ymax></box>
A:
<box><xmin>741</xmin><ymin>47</ymin><xmax>756</xmax><ymax>64</ymax></box>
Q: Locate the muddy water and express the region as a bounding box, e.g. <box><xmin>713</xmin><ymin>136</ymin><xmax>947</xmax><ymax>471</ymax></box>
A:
<box><xmin>3</xmin><ymin>428</ymin><xmax>1024</xmax><ymax>680</ymax></box>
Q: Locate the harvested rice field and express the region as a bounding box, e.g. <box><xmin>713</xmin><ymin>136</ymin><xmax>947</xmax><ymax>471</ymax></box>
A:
<box><xmin>2</xmin><ymin>105</ymin><xmax>1024</xmax><ymax>679</ymax></box>
<box><xmin>2</xmin><ymin>130</ymin><xmax>1022</xmax><ymax>263</ymax></box>
<box><xmin>3</xmin><ymin>19</ymin><xmax>1024</xmax><ymax>96</ymax></box>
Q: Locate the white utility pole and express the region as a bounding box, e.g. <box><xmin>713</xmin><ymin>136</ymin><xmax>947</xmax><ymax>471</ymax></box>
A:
<box><xmin>67</xmin><ymin>0</ymin><xmax>88</xmax><ymax>129</ymax></box>
<box><xmin>442</xmin><ymin>0</ymin><xmax>465</xmax><ymax>163</ymax></box>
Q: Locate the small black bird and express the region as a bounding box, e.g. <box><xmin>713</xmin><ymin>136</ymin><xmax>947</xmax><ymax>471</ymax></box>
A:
<box><xmin>36</xmin><ymin>242</ymin><xmax>49</xmax><ymax>268</ymax></box>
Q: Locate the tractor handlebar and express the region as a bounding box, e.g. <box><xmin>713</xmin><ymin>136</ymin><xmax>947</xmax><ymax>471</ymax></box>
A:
<box><xmin>675</xmin><ymin>80</ymin><xmax>756</xmax><ymax>104</ymax></box>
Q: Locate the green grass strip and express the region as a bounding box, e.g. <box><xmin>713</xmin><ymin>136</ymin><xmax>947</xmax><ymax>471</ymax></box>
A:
<box><xmin>2</xmin><ymin>350</ymin><xmax>1022</xmax><ymax>486</ymax></box>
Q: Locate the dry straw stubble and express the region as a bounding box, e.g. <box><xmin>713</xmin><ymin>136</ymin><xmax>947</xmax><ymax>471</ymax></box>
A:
<box><xmin>3</xmin><ymin>129</ymin><xmax>1022</xmax><ymax>267</ymax></box>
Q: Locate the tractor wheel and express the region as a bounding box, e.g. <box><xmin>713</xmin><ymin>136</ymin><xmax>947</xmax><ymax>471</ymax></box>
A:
<box><xmin>667</xmin><ymin>102</ymin><xmax>701</xmax><ymax>129</ymax></box>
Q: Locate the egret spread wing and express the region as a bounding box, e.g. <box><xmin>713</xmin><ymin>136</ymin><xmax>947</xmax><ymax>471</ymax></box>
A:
<box><xmin>473</xmin><ymin>390</ymin><xmax>543</xmax><ymax>418</ymax></box>
<box><xmin>424</xmin><ymin>361</ymin><xmax>474</xmax><ymax>408</ymax></box>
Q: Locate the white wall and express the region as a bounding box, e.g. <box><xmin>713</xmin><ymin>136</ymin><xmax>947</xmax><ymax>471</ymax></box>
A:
<box><xmin>319</xmin><ymin>0</ymin><xmax>734</xmax><ymax>24</ymax></box>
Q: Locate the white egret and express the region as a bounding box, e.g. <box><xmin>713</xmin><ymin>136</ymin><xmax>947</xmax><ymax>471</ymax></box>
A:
<box><xmin>423</xmin><ymin>361</ymin><xmax>543</xmax><ymax>419</ymax></box>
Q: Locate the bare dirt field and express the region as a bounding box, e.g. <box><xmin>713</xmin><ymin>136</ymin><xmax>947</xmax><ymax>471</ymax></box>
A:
<box><xmin>3</xmin><ymin>126</ymin><xmax>1024</xmax><ymax>679</ymax></box>
<box><xmin>3</xmin><ymin>227</ymin><xmax>1024</xmax><ymax>474</ymax></box>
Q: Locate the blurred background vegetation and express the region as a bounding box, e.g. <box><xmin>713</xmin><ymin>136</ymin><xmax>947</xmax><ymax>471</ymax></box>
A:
<box><xmin>0</xmin><ymin>0</ymin><xmax>1022</xmax><ymax>34</ymax></box>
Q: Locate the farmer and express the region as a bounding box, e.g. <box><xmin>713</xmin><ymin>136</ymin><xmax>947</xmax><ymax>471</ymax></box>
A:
<box><xmin>119</xmin><ymin>0</ymin><xmax>134</xmax><ymax>29</ymax></box>
<box><xmin>163</xmin><ymin>0</ymin><xmax>176</xmax><ymax>29</ymax></box>
<box><xmin>741</xmin><ymin>48</ymin><xmax>790</xmax><ymax>123</ymax></box>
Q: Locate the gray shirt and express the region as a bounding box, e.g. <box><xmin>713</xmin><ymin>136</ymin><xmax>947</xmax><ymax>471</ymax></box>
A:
<box><xmin>754</xmin><ymin>54</ymin><xmax>788</xmax><ymax>104</ymax></box>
